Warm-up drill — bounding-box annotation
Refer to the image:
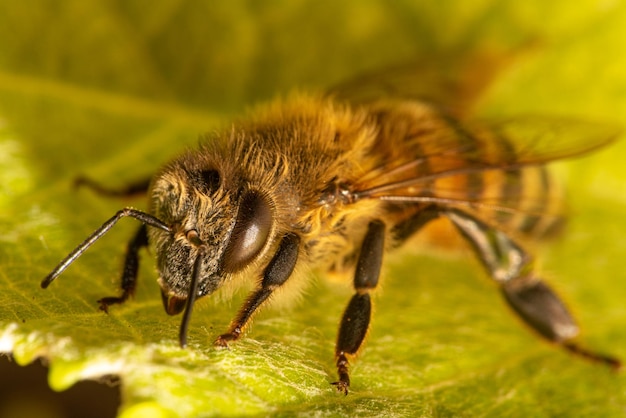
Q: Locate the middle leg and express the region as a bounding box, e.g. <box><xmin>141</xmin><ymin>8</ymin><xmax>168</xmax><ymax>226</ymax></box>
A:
<box><xmin>333</xmin><ymin>220</ymin><xmax>386</xmax><ymax>395</ymax></box>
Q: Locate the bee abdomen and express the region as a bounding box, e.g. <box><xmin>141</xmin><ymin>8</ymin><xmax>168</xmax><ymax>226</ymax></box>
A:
<box><xmin>463</xmin><ymin>165</ymin><xmax>566</xmax><ymax>239</ymax></box>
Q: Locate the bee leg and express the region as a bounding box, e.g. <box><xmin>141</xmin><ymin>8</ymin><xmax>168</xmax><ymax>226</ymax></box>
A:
<box><xmin>390</xmin><ymin>205</ymin><xmax>440</xmax><ymax>246</ymax></box>
<box><xmin>74</xmin><ymin>176</ymin><xmax>151</xmax><ymax>197</ymax></box>
<box><xmin>445</xmin><ymin>209</ymin><xmax>620</xmax><ymax>369</ymax></box>
<box><xmin>215</xmin><ymin>233</ymin><xmax>300</xmax><ymax>346</ymax></box>
<box><xmin>332</xmin><ymin>220</ymin><xmax>386</xmax><ymax>395</ymax></box>
<box><xmin>98</xmin><ymin>224</ymin><xmax>148</xmax><ymax>312</ymax></box>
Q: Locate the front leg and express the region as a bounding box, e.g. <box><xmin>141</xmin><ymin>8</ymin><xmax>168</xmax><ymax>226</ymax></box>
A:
<box><xmin>74</xmin><ymin>176</ymin><xmax>151</xmax><ymax>197</ymax></box>
<box><xmin>215</xmin><ymin>233</ymin><xmax>300</xmax><ymax>346</ymax></box>
<box><xmin>69</xmin><ymin>176</ymin><xmax>151</xmax><ymax>311</ymax></box>
<box><xmin>98</xmin><ymin>224</ymin><xmax>148</xmax><ymax>312</ymax></box>
<box><xmin>333</xmin><ymin>220</ymin><xmax>386</xmax><ymax>395</ymax></box>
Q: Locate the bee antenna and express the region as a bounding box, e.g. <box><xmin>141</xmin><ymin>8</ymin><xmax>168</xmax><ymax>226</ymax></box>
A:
<box><xmin>179</xmin><ymin>244</ymin><xmax>205</xmax><ymax>348</ymax></box>
<box><xmin>41</xmin><ymin>208</ymin><xmax>170</xmax><ymax>289</ymax></box>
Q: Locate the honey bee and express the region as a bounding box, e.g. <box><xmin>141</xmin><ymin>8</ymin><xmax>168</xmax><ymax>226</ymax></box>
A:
<box><xmin>41</xmin><ymin>57</ymin><xmax>621</xmax><ymax>394</ymax></box>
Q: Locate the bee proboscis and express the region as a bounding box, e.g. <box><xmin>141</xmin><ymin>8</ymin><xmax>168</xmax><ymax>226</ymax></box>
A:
<box><xmin>42</xmin><ymin>59</ymin><xmax>621</xmax><ymax>394</ymax></box>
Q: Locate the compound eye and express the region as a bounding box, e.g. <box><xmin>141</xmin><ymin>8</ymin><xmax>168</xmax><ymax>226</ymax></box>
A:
<box><xmin>222</xmin><ymin>191</ymin><xmax>273</xmax><ymax>272</ymax></box>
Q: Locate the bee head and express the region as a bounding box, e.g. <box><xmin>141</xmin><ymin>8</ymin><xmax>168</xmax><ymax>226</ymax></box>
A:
<box><xmin>148</xmin><ymin>159</ymin><xmax>274</xmax><ymax>316</ymax></box>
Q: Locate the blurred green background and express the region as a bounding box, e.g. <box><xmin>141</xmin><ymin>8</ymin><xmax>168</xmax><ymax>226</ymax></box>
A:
<box><xmin>1</xmin><ymin>1</ymin><xmax>626</xmax><ymax>417</ymax></box>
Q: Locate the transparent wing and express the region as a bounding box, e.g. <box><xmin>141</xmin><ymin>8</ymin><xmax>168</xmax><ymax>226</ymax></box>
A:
<box><xmin>326</xmin><ymin>48</ymin><xmax>620</xmax><ymax>227</ymax></box>
<box><xmin>353</xmin><ymin>116</ymin><xmax>621</xmax><ymax>222</ymax></box>
<box><xmin>327</xmin><ymin>50</ymin><xmax>522</xmax><ymax>117</ymax></box>
<box><xmin>475</xmin><ymin>116</ymin><xmax>622</xmax><ymax>164</ymax></box>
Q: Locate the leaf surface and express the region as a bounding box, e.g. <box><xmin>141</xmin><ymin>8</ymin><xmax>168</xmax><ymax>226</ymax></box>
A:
<box><xmin>1</xmin><ymin>1</ymin><xmax>626</xmax><ymax>417</ymax></box>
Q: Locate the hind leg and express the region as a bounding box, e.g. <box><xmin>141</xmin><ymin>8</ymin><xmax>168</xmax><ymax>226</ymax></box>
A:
<box><xmin>445</xmin><ymin>208</ymin><xmax>620</xmax><ymax>369</ymax></box>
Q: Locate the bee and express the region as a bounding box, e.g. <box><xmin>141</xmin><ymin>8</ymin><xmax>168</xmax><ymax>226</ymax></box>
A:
<box><xmin>41</xmin><ymin>56</ymin><xmax>621</xmax><ymax>394</ymax></box>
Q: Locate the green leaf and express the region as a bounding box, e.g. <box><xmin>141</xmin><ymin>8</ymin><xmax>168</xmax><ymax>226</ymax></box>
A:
<box><xmin>1</xmin><ymin>1</ymin><xmax>626</xmax><ymax>417</ymax></box>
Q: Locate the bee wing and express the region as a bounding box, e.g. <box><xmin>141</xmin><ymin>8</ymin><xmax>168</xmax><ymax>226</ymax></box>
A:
<box><xmin>474</xmin><ymin>116</ymin><xmax>622</xmax><ymax>164</ymax></box>
<box><xmin>327</xmin><ymin>50</ymin><xmax>522</xmax><ymax>117</ymax></box>
<box><xmin>354</xmin><ymin>116</ymin><xmax>621</xmax><ymax>226</ymax></box>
